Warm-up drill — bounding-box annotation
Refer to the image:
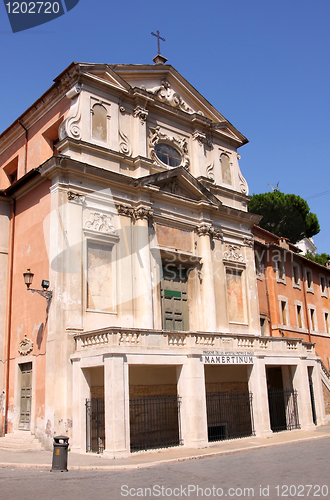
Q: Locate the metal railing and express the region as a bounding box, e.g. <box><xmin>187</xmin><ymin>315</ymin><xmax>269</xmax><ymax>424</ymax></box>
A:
<box><xmin>268</xmin><ymin>389</ymin><xmax>300</xmax><ymax>432</ymax></box>
<box><xmin>85</xmin><ymin>398</ymin><xmax>105</xmax><ymax>453</ymax></box>
<box><xmin>129</xmin><ymin>395</ymin><xmax>182</xmax><ymax>452</ymax></box>
<box><xmin>206</xmin><ymin>391</ymin><xmax>255</xmax><ymax>442</ymax></box>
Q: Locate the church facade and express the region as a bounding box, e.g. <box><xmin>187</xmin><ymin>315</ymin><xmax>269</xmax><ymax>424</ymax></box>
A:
<box><xmin>0</xmin><ymin>58</ymin><xmax>327</xmax><ymax>455</ymax></box>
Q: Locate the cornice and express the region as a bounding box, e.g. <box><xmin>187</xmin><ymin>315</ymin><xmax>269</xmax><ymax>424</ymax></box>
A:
<box><xmin>0</xmin><ymin>66</ymin><xmax>79</xmax><ymax>149</ymax></box>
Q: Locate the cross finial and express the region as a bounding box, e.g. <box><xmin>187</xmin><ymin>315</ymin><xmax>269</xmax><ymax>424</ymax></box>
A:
<box><xmin>151</xmin><ymin>30</ymin><xmax>165</xmax><ymax>55</ymax></box>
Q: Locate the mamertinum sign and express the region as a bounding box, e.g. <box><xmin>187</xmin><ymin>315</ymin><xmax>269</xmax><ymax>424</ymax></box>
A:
<box><xmin>202</xmin><ymin>351</ymin><xmax>254</xmax><ymax>364</ymax></box>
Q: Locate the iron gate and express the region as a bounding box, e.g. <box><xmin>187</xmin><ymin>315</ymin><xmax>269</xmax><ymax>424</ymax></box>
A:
<box><xmin>85</xmin><ymin>398</ymin><xmax>105</xmax><ymax>453</ymax></box>
<box><xmin>268</xmin><ymin>389</ymin><xmax>300</xmax><ymax>432</ymax></box>
<box><xmin>129</xmin><ymin>395</ymin><xmax>182</xmax><ymax>452</ymax></box>
<box><xmin>206</xmin><ymin>391</ymin><xmax>255</xmax><ymax>442</ymax></box>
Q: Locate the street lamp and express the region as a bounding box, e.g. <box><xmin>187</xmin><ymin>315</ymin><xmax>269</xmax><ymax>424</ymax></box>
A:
<box><xmin>23</xmin><ymin>269</ymin><xmax>52</xmax><ymax>301</ymax></box>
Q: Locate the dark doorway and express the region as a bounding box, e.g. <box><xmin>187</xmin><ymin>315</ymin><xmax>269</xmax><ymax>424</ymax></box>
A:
<box><xmin>129</xmin><ymin>394</ymin><xmax>181</xmax><ymax>452</ymax></box>
<box><xmin>266</xmin><ymin>366</ymin><xmax>300</xmax><ymax>432</ymax></box>
<box><xmin>308</xmin><ymin>367</ymin><xmax>317</xmax><ymax>425</ymax></box>
<box><xmin>85</xmin><ymin>398</ymin><xmax>105</xmax><ymax>453</ymax></box>
<box><xmin>206</xmin><ymin>391</ymin><xmax>255</xmax><ymax>442</ymax></box>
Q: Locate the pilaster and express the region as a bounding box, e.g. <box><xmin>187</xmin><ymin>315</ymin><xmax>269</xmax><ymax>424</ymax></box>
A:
<box><xmin>196</xmin><ymin>223</ymin><xmax>217</xmax><ymax>332</ymax></box>
<box><xmin>248</xmin><ymin>358</ymin><xmax>272</xmax><ymax>437</ymax></box>
<box><xmin>177</xmin><ymin>356</ymin><xmax>208</xmax><ymax>448</ymax></box>
<box><xmin>103</xmin><ymin>355</ymin><xmax>130</xmax><ymax>458</ymax></box>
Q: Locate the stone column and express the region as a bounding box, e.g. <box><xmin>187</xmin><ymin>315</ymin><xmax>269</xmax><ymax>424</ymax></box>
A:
<box><xmin>103</xmin><ymin>354</ymin><xmax>130</xmax><ymax>458</ymax></box>
<box><xmin>177</xmin><ymin>356</ymin><xmax>208</xmax><ymax>448</ymax></box>
<box><xmin>70</xmin><ymin>358</ymin><xmax>90</xmax><ymax>453</ymax></box>
<box><xmin>291</xmin><ymin>360</ymin><xmax>314</xmax><ymax>430</ymax></box>
<box><xmin>196</xmin><ymin>223</ymin><xmax>217</xmax><ymax>332</ymax></box>
<box><xmin>133</xmin><ymin>208</ymin><xmax>153</xmax><ymax>329</ymax></box>
<box><xmin>248</xmin><ymin>357</ymin><xmax>272</xmax><ymax>437</ymax></box>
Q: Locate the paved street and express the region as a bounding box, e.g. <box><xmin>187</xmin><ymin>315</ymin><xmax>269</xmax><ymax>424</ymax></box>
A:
<box><xmin>0</xmin><ymin>438</ymin><xmax>329</xmax><ymax>500</ymax></box>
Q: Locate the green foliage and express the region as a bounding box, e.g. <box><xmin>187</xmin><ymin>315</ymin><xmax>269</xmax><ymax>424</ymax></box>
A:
<box><xmin>304</xmin><ymin>252</ymin><xmax>330</xmax><ymax>267</ymax></box>
<box><xmin>248</xmin><ymin>191</ymin><xmax>320</xmax><ymax>244</ymax></box>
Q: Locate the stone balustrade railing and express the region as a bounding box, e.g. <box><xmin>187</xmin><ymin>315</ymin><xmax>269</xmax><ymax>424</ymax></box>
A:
<box><xmin>74</xmin><ymin>328</ymin><xmax>317</xmax><ymax>357</ymax></box>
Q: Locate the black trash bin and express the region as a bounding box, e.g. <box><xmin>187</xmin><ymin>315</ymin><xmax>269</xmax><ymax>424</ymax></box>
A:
<box><xmin>51</xmin><ymin>435</ymin><xmax>69</xmax><ymax>472</ymax></box>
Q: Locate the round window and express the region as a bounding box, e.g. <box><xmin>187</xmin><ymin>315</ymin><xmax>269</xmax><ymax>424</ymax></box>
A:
<box><xmin>154</xmin><ymin>143</ymin><xmax>181</xmax><ymax>167</ymax></box>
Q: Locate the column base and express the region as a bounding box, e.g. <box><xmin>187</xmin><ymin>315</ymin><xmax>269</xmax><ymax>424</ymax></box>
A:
<box><xmin>103</xmin><ymin>448</ymin><xmax>130</xmax><ymax>459</ymax></box>
<box><xmin>183</xmin><ymin>438</ymin><xmax>208</xmax><ymax>449</ymax></box>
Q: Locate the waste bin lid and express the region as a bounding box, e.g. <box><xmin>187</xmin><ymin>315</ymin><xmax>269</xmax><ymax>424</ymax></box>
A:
<box><xmin>54</xmin><ymin>435</ymin><xmax>69</xmax><ymax>442</ymax></box>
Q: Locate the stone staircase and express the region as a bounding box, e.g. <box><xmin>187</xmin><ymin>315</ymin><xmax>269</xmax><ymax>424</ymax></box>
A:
<box><xmin>0</xmin><ymin>430</ymin><xmax>44</xmax><ymax>451</ymax></box>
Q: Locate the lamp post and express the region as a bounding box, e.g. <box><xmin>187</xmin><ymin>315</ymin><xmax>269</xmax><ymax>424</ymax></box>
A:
<box><xmin>23</xmin><ymin>269</ymin><xmax>52</xmax><ymax>301</ymax></box>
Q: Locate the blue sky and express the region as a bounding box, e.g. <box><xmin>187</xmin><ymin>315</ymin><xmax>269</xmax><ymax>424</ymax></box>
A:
<box><xmin>1</xmin><ymin>0</ymin><xmax>329</xmax><ymax>252</ymax></box>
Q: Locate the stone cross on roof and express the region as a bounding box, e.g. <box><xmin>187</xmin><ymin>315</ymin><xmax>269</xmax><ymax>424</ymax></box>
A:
<box><xmin>151</xmin><ymin>30</ymin><xmax>165</xmax><ymax>55</ymax></box>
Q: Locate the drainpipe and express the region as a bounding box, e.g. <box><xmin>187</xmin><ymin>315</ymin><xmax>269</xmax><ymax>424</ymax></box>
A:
<box><xmin>301</xmin><ymin>263</ymin><xmax>311</xmax><ymax>343</ymax></box>
<box><xmin>18</xmin><ymin>120</ymin><xmax>28</xmax><ymax>175</ymax></box>
<box><xmin>4</xmin><ymin>196</ymin><xmax>15</xmax><ymax>434</ymax></box>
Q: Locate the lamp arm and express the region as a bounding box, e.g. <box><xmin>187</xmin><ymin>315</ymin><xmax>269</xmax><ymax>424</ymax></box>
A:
<box><xmin>28</xmin><ymin>288</ymin><xmax>52</xmax><ymax>301</ymax></box>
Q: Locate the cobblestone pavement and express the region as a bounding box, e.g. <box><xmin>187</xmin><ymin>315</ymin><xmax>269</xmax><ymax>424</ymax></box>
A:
<box><xmin>0</xmin><ymin>437</ymin><xmax>329</xmax><ymax>500</ymax></box>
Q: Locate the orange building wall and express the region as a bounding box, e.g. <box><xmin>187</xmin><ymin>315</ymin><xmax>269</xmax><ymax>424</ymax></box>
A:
<box><xmin>0</xmin><ymin>98</ymin><xmax>69</xmax><ymax>189</ymax></box>
<box><xmin>6</xmin><ymin>179</ymin><xmax>51</xmax><ymax>432</ymax></box>
<box><xmin>254</xmin><ymin>229</ymin><xmax>330</xmax><ymax>371</ymax></box>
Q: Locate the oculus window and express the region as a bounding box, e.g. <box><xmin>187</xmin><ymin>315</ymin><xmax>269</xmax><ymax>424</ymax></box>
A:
<box><xmin>154</xmin><ymin>144</ymin><xmax>181</xmax><ymax>167</ymax></box>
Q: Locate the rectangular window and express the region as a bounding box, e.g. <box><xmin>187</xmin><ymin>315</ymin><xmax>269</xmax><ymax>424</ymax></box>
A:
<box><xmin>276</xmin><ymin>259</ymin><xmax>286</xmax><ymax>283</ymax></box>
<box><xmin>310</xmin><ymin>307</ymin><xmax>316</xmax><ymax>331</ymax></box>
<box><xmin>260</xmin><ymin>316</ymin><xmax>268</xmax><ymax>336</ymax></box>
<box><xmin>87</xmin><ymin>241</ymin><xmax>113</xmax><ymax>311</ymax></box>
<box><xmin>281</xmin><ymin>300</ymin><xmax>288</xmax><ymax>326</ymax></box>
<box><xmin>292</xmin><ymin>264</ymin><xmax>300</xmax><ymax>287</ymax></box>
<box><xmin>320</xmin><ymin>275</ymin><xmax>327</xmax><ymax>296</ymax></box>
<box><xmin>325</xmin><ymin>312</ymin><xmax>329</xmax><ymax>334</ymax></box>
<box><xmin>296</xmin><ymin>304</ymin><xmax>303</xmax><ymax>329</ymax></box>
<box><xmin>306</xmin><ymin>269</ymin><xmax>313</xmax><ymax>292</ymax></box>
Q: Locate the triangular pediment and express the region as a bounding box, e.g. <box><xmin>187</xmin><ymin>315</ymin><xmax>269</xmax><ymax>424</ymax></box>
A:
<box><xmin>78</xmin><ymin>64</ymin><xmax>131</xmax><ymax>92</ymax></box>
<box><xmin>137</xmin><ymin>167</ymin><xmax>222</xmax><ymax>206</ymax></box>
<box><xmin>110</xmin><ymin>64</ymin><xmax>247</xmax><ymax>144</ymax></box>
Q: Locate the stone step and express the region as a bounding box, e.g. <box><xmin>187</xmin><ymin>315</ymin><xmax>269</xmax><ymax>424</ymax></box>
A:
<box><xmin>0</xmin><ymin>431</ymin><xmax>44</xmax><ymax>451</ymax></box>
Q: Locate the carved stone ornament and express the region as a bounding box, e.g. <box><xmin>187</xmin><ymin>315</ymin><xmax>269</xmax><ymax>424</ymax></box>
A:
<box><xmin>238</xmin><ymin>156</ymin><xmax>249</xmax><ymax>195</ymax></box>
<box><xmin>67</xmin><ymin>191</ymin><xmax>85</xmax><ymax>204</ymax></box>
<box><xmin>196</xmin><ymin>223</ymin><xmax>222</xmax><ymax>240</ymax></box>
<box><xmin>147</xmin><ymin>79</ymin><xmax>195</xmax><ymax>114</ymax></box>
<box><xmin>206</xmin><ymin>162</ymin><xmax>215</xmax><ymax>182</ymax></box>
<box><xmin>149</xmin><ymin>126</ymin><xmax>190</xmax><ymax>170</ymax></box>
<box><xmin>133</xmin><ymin>106</ymin><xmax>148</xmax><ymax>123</ymax></box>
<box><xmin>18</xmin><ymin>335</ymin><xmax>33</xmax><ymax>356</ymax></box>
<box><xmin>58</xmin><ymin>85</ymin><xmax>82</xmax><ymax>141</ymax></box>
<box><xmin>134</xmin><ymin>207</ymin><xmax>153</xmax><ymax>220</ymax></box>
<box><xmin>117</xmin><ymin>204</ymin><xmax>135</xmax><ymax>218</ymax></box>
<box><xmin>193</xmin><ymin>131</ymin><xmax>212</xmax><ymax>147</ymax></box>
<box><xmin>223</xmin><ymin>244</ymin><xmax>244</xmax><ymax>262</ymax></box>
<box><xmin>244</xmin><ymin>237</ymin><xmax>254</xmax><ymax>247</ymax></box>
<box><xmin>84</xmin><ymin>212</ymin><xmax>118</xmax><ymax>234</ymax></box>
<box><xmin>119</xmin><ymin>130</ymin><xmax>132</xmax><ymax>156</ymax></box>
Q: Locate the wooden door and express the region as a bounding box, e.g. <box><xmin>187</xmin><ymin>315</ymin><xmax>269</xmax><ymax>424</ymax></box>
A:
<box><xmin>161</xmin><ymin>266</ymin><xmax>189</xmax><ymax>331</ymax></box>
<box><xmin>19</xmin><ymin>362</ymin><xmax>32</xmax><ymax>430</ymax></box>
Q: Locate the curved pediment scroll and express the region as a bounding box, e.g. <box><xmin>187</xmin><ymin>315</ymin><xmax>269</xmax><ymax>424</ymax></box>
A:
<box><xmin>58</xmin><ymin>84</ymin><xmax>82</xmax><ymax>141</ymax></box>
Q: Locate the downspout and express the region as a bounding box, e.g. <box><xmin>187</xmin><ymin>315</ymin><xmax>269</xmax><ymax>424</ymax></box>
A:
<box><xmin>18</xmin><ymin>120</ymin><xmax>28</xmax><ymax>175</ymax></box>
<box><xmin>301</xmin><ymin>263</ymin><xmax>312</xmax><ymax>343</ymax></box>
<box><xmin>4</xmin><ymin>196</ymin><xmax>15</xmax><ymax>434</ymax></box>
